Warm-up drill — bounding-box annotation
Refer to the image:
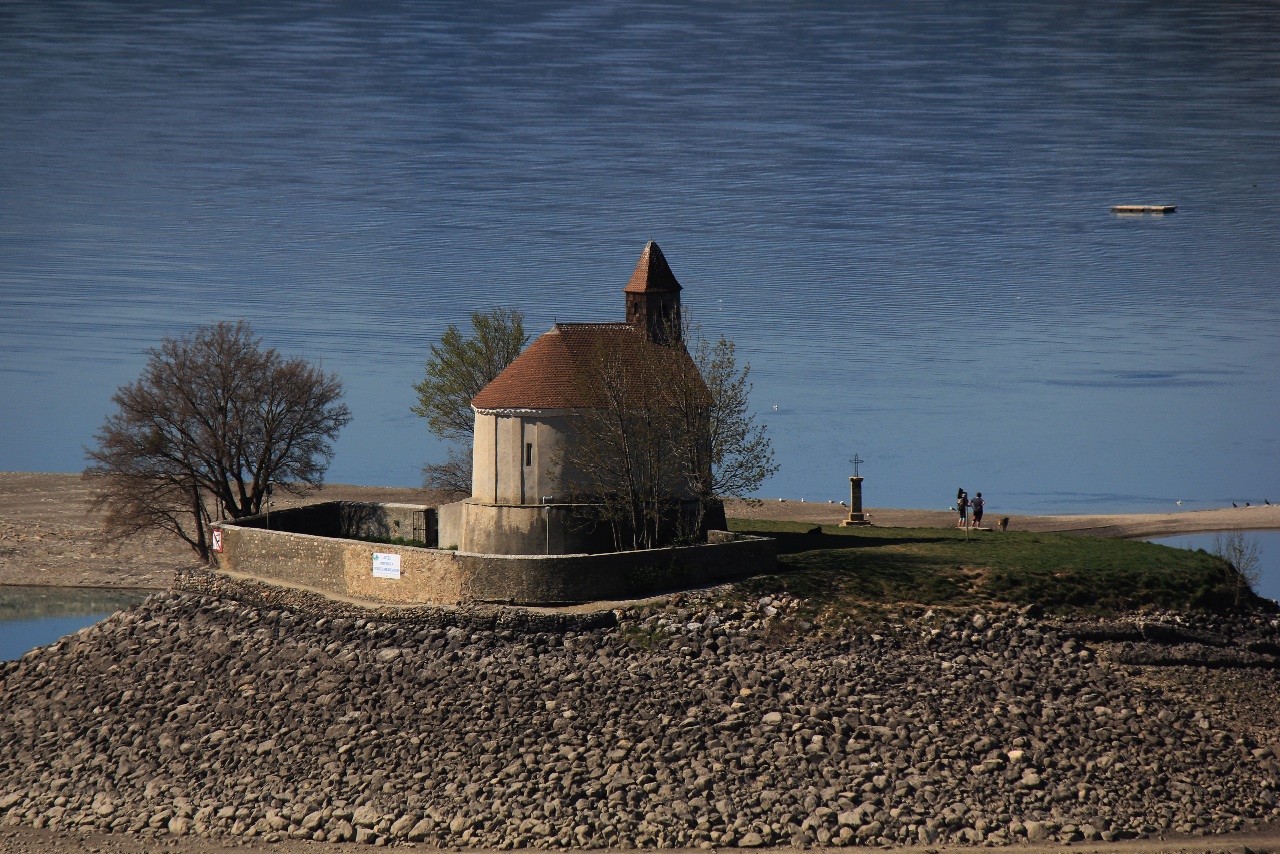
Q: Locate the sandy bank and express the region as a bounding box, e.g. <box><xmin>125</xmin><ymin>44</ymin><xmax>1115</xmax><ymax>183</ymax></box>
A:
<box><xmin>724</xmin><ymin>498</ymin><xmax>1280</xmax><ymax>540</ymax></box>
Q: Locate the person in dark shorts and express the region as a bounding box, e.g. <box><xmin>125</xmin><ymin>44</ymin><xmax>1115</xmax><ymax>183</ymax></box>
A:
<box><xmin>956</xmin><ymin>489</ymin><xmax>969</xmax><ymax>528</ymax></box>
<box><xmin>971</xmin><ymin>492</ymin><xmax>985</xmax><ymax>528</ymax></box>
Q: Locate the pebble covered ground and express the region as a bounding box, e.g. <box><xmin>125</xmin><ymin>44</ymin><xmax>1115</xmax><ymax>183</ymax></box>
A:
<box><xmin>1</xmin><ymin>569</ymin><xmax>1279</xmax><ymax>849</ymax></box>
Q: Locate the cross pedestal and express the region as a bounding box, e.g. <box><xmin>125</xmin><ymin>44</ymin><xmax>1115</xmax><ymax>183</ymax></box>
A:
<box><xmin>840</xmin><ymin>476</ymin><xmax>871</xmax><ymax>527</ymax></box>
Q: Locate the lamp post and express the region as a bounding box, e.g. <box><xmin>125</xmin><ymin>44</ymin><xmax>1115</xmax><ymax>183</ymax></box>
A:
<box><xmin>840</xmin><ymin>453</ymin><xmax>872</xmax><ymax>527</ymax></box>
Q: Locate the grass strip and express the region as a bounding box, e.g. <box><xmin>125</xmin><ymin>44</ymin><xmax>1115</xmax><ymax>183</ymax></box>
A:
<box><xmin>726</xmin><ymin>519</ymin><xmax>1261</xmax><ymax>615</ymax></box>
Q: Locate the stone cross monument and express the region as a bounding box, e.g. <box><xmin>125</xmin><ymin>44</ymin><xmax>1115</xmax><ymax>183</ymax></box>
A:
<box><xmin>840</xmin><ymin>454</ymin><xmax>872</xmax><ymax>527</ymax></box>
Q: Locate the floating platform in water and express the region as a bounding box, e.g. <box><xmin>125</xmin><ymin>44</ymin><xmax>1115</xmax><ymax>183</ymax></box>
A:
<box><xmin>1111</xmin><ymin>204</ymin><xmax>1177</xmax><ymax>214</ymax></box>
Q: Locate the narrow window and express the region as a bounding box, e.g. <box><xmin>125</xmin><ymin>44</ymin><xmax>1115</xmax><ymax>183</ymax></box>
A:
<box><xmin>525</xmin><ymin>442</ymin><xmax>533</xmax><ymax>467</ymax></box>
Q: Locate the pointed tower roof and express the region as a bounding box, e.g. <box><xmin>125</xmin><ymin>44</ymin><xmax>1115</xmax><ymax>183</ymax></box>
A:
<box><xmin>623</xmin><ymin>241</ymin><xmax>682</xmax><ymax>294</ymax></box>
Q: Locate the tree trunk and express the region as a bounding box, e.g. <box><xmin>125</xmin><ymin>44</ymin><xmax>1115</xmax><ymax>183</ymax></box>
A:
<box><xmin>191</xmin><ymin>482</ymin><xmax>210</xmax><ymax>563</ymax></box>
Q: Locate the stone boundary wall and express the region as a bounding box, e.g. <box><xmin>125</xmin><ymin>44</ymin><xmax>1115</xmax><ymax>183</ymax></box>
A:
<box><xmin>212</xmin><ymin>503</ymin><xmax>774</xmax><ymax>606</ymax></box>
<box><xmin>213</xmin><ymin>517</ymin><xmax>463</xmax><ymax>606</ymax></box>
<box><xmin>234</xmin><ymin>501</ymin><xmax>435</xmax><ymax>544</ymax></box>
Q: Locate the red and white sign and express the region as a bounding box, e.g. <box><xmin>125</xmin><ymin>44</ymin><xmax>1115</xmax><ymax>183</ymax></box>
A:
<box><xmin>211</xmin><ymin>529</ymin><xmax>223</xmax><ymax>553</ymax></box>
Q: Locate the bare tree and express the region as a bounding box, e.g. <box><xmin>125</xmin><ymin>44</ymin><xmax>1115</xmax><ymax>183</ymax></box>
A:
<box><xmin>84</xmin><ymin>321</ymin><xmax>351</xmax><ymax>561</ymax></box>
<box><xmin>420</xmin><ymin>445</ymin><xmax>473</xmax><ymax>500</ymax></box>
<box><xmin>566</xmin><ymin>331</ymin><xmax>694</xmax><ymax>550</ymax></box>
<box><xmin>1213</xmin><ymin>531</ymin><xmax>1263</xmax><ymax>606</ymax></box>
<box><xmin>412</xmin><ymin>308</ymin><xmax>527</xmax><ymax>498</ymax></box>
<box><xmin>565</xmin><ymin>320</ymin><xmax>776</xmax><ymax>550</ymax></box>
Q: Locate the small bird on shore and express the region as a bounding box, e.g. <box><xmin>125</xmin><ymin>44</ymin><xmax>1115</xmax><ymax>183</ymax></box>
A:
<box><xmin>1267</xmin><ymin>499</ymin><xmax>1272</xmax><ymax>505</ymax></box>
<box><xmin>1233</xmin><ymin>501</ymin><xmax>1238</xmax><ymax>508</ymax></box>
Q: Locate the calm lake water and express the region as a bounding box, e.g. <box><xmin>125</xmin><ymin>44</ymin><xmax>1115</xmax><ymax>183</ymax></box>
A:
<box><xmin>0</xmin><ymin>615</ymin><xmax>110</xmax><ymax>662</ymax></box>
<box><xmin>1149</xmin><ymin>530</ymin><xmax>1280</xmax><ymax>607</ymax></box>
<box><xmin>2</xmin><ymin>0</ymin><xmax>1278</xmax><ymax>515</ymax></box>
<box><xmin>0</xmin><ymin>586</ymin><xmax>151</xmax><ymax>661</ymax></box>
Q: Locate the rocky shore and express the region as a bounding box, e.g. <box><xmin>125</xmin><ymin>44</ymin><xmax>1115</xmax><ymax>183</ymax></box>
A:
<box><xmin>2</xmin><ymin>570</ymin><xmax>1279</xmax><ymax>849</ymax></box>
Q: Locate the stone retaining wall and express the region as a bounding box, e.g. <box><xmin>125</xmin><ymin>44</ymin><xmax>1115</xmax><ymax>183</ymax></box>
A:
<box><xmin>456</xmin><ymin>528</ymin><xmax>774</xmax><ymax>604</ymax></box>
<box><xmin>213</xmin><ymin>502</ymin><xmax>773</xmax><ymax>606</ymax></box>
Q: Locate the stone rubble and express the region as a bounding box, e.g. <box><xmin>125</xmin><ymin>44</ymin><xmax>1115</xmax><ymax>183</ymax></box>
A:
<box><xmin>1</xmin><ymin>574</ymin><xmax>1279</xmax><ymax>849</ymax></box>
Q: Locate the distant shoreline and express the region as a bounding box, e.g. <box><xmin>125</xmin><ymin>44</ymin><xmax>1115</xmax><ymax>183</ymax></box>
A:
<box><xmin>3</xmin><ymin>472</ymin><xmax>1279</xmax><ymax>591</ymax></box>
<box><xmin>723</xmin><ymin>497</ymin><xmax>1280</xmax><ymax>541</ymax></box>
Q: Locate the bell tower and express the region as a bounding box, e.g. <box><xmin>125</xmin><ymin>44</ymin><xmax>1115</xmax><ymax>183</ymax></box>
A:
<box><xmin>624</xmin><ymin>241</ymin><xmax>682</xmax><ymax>344</ymax></box>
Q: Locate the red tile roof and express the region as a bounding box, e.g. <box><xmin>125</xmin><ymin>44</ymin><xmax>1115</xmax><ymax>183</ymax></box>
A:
<box><xmin>471</xmin><ymin>322</ymin><xmax>704</xmax><ymax>411</ymax></box>
<box><xmin>623</xmin><ymin>241</ymin><xmax>682</xmax><ymax>294</ymax></box>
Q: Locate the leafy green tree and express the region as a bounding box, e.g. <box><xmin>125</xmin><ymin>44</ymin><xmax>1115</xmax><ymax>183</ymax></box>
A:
<box><xmin>412</xmin><ymin>308</ymin><xmax>528</xmax><ymax>496</ymax></box>
<box><xmin>84</xmin><ymin>321</ymin><xmax>351</xmax><ymax>561</ymax></box>
<box><xmin>681</xmin><ymin>331</ymin><xmax>778</xmax><ymax>525</ymax></box>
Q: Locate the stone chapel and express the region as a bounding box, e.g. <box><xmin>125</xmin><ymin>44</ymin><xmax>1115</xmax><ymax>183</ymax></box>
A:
<box><xmin>437</xmin><ymin>241</ymin><xmax>716</xmax><ymax>555</ymax></box>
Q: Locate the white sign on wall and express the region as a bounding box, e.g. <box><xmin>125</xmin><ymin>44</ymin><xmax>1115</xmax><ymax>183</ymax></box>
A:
<box><xmin>372</xmin><ymin>552</ymin><xmax>401</xmax><ymax>579</ymax></box>
<box><xmin>211</xmin><ymin>529</ymin><xmax>223</xmax><ymax>553</ymax></box>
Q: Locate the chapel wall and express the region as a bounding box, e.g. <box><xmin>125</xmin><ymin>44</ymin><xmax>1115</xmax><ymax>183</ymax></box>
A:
<box><xmin>494</xmin><ymin>415</ymin><xmax>523</xmax><ymax>504</ymax></box>
<box><xmin>471</xmin><ymin>412</ymin><xmax>498</xmax><ymax>504</ymax></box>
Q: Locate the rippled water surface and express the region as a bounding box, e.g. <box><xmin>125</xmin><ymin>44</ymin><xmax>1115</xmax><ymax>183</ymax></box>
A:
<box><xmin>2</xmin><ymin>1</ymin><xmax>1278</xmax><ymax>514</ymax></box>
